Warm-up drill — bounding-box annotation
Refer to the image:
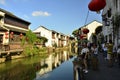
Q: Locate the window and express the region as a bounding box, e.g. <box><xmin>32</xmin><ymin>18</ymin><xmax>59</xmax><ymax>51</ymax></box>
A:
<box><xmin>115</xmin><ymin>0</ymin><xmax>118</xmax><ymax>9</ymax></box>
<box><xmin>108</xmin><ymin>9</ymin><xmax>111</xmax><ymax>18</ymax></box>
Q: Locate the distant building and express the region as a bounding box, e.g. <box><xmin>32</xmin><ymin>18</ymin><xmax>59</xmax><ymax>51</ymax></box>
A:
<box><xmin>33</xmin><ymin>26</ymin><xmax>70</xmax><ymax>47</ymax></box>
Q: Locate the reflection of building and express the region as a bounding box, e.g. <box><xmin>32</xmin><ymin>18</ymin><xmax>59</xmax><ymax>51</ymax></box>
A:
<box><xmin>102</xmin><ymin>0</ymin><xmax>120</xmax><ymax>47</ymax></box>
<box><xmin>0</xmin><ymin>8</ymin><xmax>30</xmax><ymax>47</ymax></box>
<box><xmin>36</xmin><ymin>50</ymin><xmax>71</xmax><ymax>77</ymax></box>
<box><xmin>33</xmin><ymin>26</ymin><xmax>69</xmax><ymax>47</ymax></box>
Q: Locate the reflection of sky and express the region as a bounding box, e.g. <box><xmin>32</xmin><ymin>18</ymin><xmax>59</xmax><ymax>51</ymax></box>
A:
<box><xmin>36</xmin><ymin>51</ymin><xmax>73</xmax><ymax>80</ymax></box>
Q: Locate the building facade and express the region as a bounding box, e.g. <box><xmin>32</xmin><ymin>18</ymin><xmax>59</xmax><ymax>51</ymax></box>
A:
<box><xmin>79</xmin><ymin>20</ymin><xmax>102</xmax><ymax>43</ymax></box>
<box><xmin>0</xmin><ymin>8</ymin><xmax>30</xmax><ymax>50</ymax></box>
<box><xmin>102</xmin><ymin>0</ymin><xmax>120</xmax><ymax>47</ymax></box>
<box><xmin>33</xmin><ymin>26</ymin><xmax>69</xmax><ymax>47</ymax></box>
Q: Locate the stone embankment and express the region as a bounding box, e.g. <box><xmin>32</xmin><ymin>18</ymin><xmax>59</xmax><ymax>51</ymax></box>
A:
<box><xmin>0</xmin><ymin>46</ymin><xmax>70</xmax><ymax>63</ymax></box>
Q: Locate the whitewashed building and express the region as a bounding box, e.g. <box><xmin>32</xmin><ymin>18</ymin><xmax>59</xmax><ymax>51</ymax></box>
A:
<box><xmin>102</xmin><ymin>0</ymin><xmax>120</xmax><ymax>47</ymax></box>
<box><xmin>33</xmin><ymin>26</ymin><xmax>69</xmax><ymax>47</ymax></box>
<box><xmin>79</xmin><ymin>20</ymin><xmax>102</xmax><ymax>43</ymax></box>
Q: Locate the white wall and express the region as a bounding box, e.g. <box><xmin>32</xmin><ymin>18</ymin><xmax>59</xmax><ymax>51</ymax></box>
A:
<box><xmin>33</xmin><ymin>27</ymin><xmax>52</xmax><ymax>47</ymax></box>
<box><xmin>86</xmin><ymin>21</ymin><xmax>102</xmax><ymax>43</ymax></box>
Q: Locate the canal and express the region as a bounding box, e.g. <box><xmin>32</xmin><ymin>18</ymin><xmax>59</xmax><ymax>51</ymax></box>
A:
<box><xmin>0</xmin><ymin>50</ymin><xmax>77</xmax><ymax>80</ymax></box>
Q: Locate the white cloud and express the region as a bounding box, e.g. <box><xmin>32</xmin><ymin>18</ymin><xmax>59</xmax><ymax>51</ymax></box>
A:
<box><xmin>0</xmin><ymin>0</ymin><xmax>6</xmax><ymax>5</ymax></box>
<box><xmin>32</xmin><ymin>11</ymin><xmax>51</xmax><ymax>17</ymax></box>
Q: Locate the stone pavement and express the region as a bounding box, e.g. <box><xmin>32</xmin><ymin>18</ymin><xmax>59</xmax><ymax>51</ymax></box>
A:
<box><xmin>84</xmin><ymin>53</ymin><xmax>120</xmax><ymax>80</ymax></box>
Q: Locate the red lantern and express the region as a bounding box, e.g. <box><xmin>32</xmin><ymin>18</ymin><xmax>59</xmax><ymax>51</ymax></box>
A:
<box><xmin>80</xmin><ymin>35</ymin><xmax>84</xmax><ymax>39</ymax></box>
<box><xmin>80</xmin><ymin>34</ymin><xmax>87</xmax><ymax>39</ymax></box>
<box><xmin>5</xmin><ymin>32</ymin><xmax>8</xmax><ymax>35</ymax></box>
<box><xmin>5</xmin><ymin>32</ymin><xmax>8</xmax><ymax>39</ymax></box>
<box><xmin>10</xmin><ymin>32</ymin><xmax>14</xmax><ymax>35</ymax></box>
<box><xmin>20</xmin><ymin>33</ymin><xmax>23</xmax><ymax>39</ymax></box>
<box><xmin>10</xmin><ymin>32</ymin><xmax>14</xmax><ymax>39</ymax></box>
<box><xmin>82</xmin><ymin>28</ymin><xmax>89</xmax><ymax>34</ymax></box>
<box><xmin>88</xmin><ymin>0</ymin><xmax>106</xmax><ymax>12</ymax></box>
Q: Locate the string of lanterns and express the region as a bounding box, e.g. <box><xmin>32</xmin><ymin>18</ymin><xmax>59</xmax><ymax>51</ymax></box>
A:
<box><xmin>5</xmin><ymin>32</ymin><xmax>24</xmax><ymax>40</ymax></box>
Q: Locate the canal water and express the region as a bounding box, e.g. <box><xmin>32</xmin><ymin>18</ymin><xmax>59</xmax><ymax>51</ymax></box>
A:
<box><xmin>0</xmin><ymin>50</ymin><xmax>77</xmax><ymax>80</ymax></box>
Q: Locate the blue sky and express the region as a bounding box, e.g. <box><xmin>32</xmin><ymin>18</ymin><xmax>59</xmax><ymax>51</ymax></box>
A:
<box><xmin>0</xmin><ymin>0</ymin><xmax>102</xmax><ymax>35</ymax></box>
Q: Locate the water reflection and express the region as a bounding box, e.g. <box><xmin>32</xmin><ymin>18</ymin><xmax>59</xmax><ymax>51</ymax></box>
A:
<box><xmin>0</xmin><ymin>50</ymin><xmax>75</xmax><ymax>80</ymax></box>
<box><xmin>35</xmin><ymin>50</ymin><xmax>74</xmax><ymax>79</ymax></box>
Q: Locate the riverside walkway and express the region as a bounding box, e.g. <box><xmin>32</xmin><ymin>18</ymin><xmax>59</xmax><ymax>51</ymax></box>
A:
<box><xmin>84</xmin><ymin>53</ymin><xmax>120</xmax><ymax>80</ymax></box>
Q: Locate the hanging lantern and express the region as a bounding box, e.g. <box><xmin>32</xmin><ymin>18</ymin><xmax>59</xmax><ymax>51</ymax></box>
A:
<box><xmin>5</xmin><ymin>32</ymin><xmax>9</xmax><ymax>39</ymax></box>
<box><xmin>82</xmin><ymin>28</ymin><xmax>89</xmax><ymax>34</ymax></box>
<box><xmin>10</xmin><ymin>32</ymin><xmax>14</xmax><ymax>39</ymax></box>
<box><xmin>10</xmin><ymin>32</ymin><xmax>14</xmax><ymax>35</ymax></box>
<box><xmin>80</xmin><ymin>34</ymin><xmax>87</xmax><ymax>39</ymax></box>
<box><xmin>88</xmin><ymin>0</ymin><xmax>106</xmax><ymax>12</ymax></box>
<box><xmin>5</xmin><ymin>36</ymin><xmax>8</xmax><ymax>39</ymax></box>
<box><xmin>20</xmin><ymin>33</ymin><xmax>23</xmax><ymax>39</ymax></box>
<box><xmin>80</xmin><ymin>35</ymin><xmax>83</xmax><ymax>39</ymax></box>
<box><xmin>5</xmin><ymin>32</ymin><xmax>8</xmax><ymax>35</ymax></box>
<box><xmin>10</xmin><ymin>34</ymin><xmax>13</xmax><ymax>39</ymax></box>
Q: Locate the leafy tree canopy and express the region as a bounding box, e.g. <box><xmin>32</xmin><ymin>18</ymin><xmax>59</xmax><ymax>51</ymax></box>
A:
<box><xmin>72</xmin><ymin>29</ymin><xmax>79</xmax><ymax>37</ymax></box>
<box><xmin>26</xmin><ymin>30</ymin><xmax>37</xmax><ymax>44</ymax></box>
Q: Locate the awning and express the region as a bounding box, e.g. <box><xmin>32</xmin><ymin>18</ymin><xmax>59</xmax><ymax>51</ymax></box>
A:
<box><xmin>0</xmin><ymin>25</ymin><xmax>8</xmax><ymax>31</ymax></box>
<box><xmin>4</xmin><ymin>25</ymin><xmax>29</xmax><ymax>33</ymax></box>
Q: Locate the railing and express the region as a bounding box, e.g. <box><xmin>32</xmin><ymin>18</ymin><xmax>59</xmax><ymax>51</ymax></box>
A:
<box><xmin>0</xmin><ymin>43</ymin><xmax>23</xmax><ymax>60</ymax></box>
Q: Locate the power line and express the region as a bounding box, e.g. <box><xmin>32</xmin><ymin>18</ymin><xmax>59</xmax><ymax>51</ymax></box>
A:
<box><xmin>84</xmin><ymin>10</ymin><xmax>89</xmax><ymax>27</ymax></box>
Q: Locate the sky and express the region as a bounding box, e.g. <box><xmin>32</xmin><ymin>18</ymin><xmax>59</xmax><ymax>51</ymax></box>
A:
<box><xmin>0</xmin><ymin>0</ymin><xmax>102</xmax><ymax>35</ymax></box>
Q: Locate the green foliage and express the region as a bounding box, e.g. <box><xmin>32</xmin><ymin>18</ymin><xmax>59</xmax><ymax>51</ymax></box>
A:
<box><xmin>40</xmin><ymin>36</ymin><xmax>48</xmax><ymax>43</ymax></box>
<box><xmin>21</xmin><ymin>30</ymin><xmax>48</xmax><ymax>57</ymax></box>
<box><xmin>26</xmin><ymin>30</ymin><xmax>37</xmax><ymax>44</ymax></box>
<box><xmin>72</xmin><ymin>29</ymin><xmax>79</xmax><ymax>37</ymax></box>
<box><xmin>23</xmin><ymin>45</ymin><xmax>40</xmax><ymax>56</ymax></box>
<box><xmin>23</xmin><ymin>46</ymin><xmax>32</xmax><ymax>56</ymax></box>
<box><xmin>21</xmin><ymin>36</ymin><xmax>26</xmax><ymax>46</ymax></box>
<box><xmin>52</xmin><ymin>43</ymin><xmax>57</xmax><ymax>48</ymax></box>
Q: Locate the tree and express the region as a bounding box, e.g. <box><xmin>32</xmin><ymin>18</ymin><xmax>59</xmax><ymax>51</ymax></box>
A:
<box><xmin>38</xmin><ymin>36</ymin><xmax>48</xmax><ymax>46</ymax></box>
<box><xmin>72</xmin><ymin>29</ymin><xmax>79</xmax><ymax>37</ymax></box>
<box><xmin>25</xmin><ymin>30</ymin><xmax>37</xmax><ymax>44</ymax></box>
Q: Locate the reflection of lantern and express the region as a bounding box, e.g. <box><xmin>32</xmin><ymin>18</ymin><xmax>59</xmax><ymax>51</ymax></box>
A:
<box><xmin>88</xmin><ymin>0</ymin><xmax>106</xmax><ymax>12</ymax></box>
<box><xmin>82</xmin><ymin>28</ymin><xmax>89</xmax><ymax>34</ymax></box>
<box><xmin>5</xmin><ymin>32</ymin><xmax>8</xmax><ymax>39</ymax></box>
